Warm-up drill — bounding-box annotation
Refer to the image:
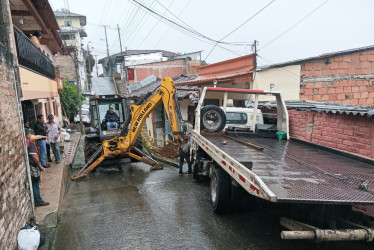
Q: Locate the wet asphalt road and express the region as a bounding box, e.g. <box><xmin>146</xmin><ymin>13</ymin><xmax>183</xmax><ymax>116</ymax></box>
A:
<box><xmin>53</xmin><ymin>141</ymin><xmax>373</xmax><ymax>250</ymax></box>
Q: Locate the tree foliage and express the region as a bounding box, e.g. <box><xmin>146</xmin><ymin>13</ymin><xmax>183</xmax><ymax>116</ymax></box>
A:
<box><xmin>59</xmin><ymin>78</ymin><xmax>85</xmax><ymax>121</ymax></box>
<box><xmin>201</xmin><ymin>60</ymin><xmax>208</xmax><ymax>66</ymax></box>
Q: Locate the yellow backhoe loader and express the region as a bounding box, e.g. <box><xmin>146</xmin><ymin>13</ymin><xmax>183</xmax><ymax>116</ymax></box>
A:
<box><xmin>71</xmin><ymin>77</ymin><xmax>182</xmax><ymax>180</ymax></box>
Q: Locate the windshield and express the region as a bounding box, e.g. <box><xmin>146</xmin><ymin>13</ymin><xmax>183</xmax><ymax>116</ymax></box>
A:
<box><xmin>226</xmin><ymin>112</ymin><xmax>247</xmax><ymax>124</ymax></box>
<box><xmin>76</xmin><ymin>109</ymin><xmax>89</xmax><ymax>115</ymax></box>
<box><xmin>98</xmin><ymin>101</ymin><xmax>124</xmax><ymax>123</ymax></box>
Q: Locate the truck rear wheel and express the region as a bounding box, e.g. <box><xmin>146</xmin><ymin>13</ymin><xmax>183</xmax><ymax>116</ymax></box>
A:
<box><xmin>211</xmin><ymin>167</ymin><xmax>231</xmax><ymax>213</ymax></box>
<box><xmin>201</xmin><ymin>105</ymin><xmax>226</xmax><ymax>132</ymax></box>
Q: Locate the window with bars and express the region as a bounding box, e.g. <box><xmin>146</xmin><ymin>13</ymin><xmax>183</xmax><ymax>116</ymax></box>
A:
<box><xmin>233</xmin><ymin>99</ymin><xmax>246</xmax><ymax>107</ymax></box>
<box><xmin>53</xmin><ymin>101</ymin><xmax>58</xmax><ymax>117</ymax></box>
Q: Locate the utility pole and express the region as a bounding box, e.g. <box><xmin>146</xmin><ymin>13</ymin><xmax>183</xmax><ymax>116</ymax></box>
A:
<box><xmin>74</xmin><ymin>51</ymin><xmax>84</xmax><ymax>134</ymax></box>
<box><xmin>94</xmin><ymin>55</ymin><xmax>99</xmax><ymax>77</ymax></box>
<box><xmin>253</xmin><ymin>40</ymin><xmax>258</xmax><ymax>70</ymax></box>
<box><xmin>86</xmin><ymin>43</ymin><xmax>91</xmax><ymax>91</ymax></box>
<box><xmin>103</xmin><ymin>25</ymin><xmax>111</xmax><ymax>75</ymax></box>
<box><xmin>103</xmin><ymin>25</ymin><xmax>110</xmax><ymax>58</ymax></box>
<box><xmin>117</xmin><ymin>24</ymin><xmax>123</xmax><ymax>54</ymax></box>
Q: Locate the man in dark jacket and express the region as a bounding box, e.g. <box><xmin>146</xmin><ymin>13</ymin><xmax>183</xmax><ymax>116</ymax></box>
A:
<box><xmin>34</xmin><ymin>114</ymin><xmax>50</xmax><ymax>168</ymax></box>
<box><xmin>105</xmin><ymin>107</ymin><xmax>119</xmax><ymax>129</ymax></box>
<box><xmin>179</xmin><ymin>136</ymin><xmax>192</xmax><ymax>176</ymax></box>
<box><xmin>26</xmin><ymin>128</ymin><xmax>49</xmax><ymax>207</ymax></box>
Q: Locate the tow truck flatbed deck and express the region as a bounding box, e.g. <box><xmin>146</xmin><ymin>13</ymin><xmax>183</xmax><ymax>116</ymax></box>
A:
<box><xmin>203</xmin><ymin>133</ymin><xmax>374</xmax><ymax>205</ymax></box>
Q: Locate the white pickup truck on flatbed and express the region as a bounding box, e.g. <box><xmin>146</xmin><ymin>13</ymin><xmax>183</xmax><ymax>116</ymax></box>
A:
<box><xmin>190</xmin><ymin>86</ymin><xmax>374</xmax><ymax>242</ymax></box>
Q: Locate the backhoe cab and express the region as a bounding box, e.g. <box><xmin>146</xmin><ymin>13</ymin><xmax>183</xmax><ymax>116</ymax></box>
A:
<box><xmin>72</xmin><ymin>77</ymin><xmax>182</xmax><ymax>180</ymax></box>
<box><xmin>84</xmin><ymin>94</ymin><xmax>128</xmax><ymax>163</ymax></box>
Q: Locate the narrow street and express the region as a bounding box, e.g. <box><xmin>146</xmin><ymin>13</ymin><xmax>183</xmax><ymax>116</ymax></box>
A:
<box><xmin>52</xmin><ymin>139</ymin><xmax>372</xmax><ymax>250</ymax></box>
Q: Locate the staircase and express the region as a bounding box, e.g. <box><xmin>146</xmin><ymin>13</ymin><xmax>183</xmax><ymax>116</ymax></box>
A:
<box><xmin>112</xmin><ymin>75</ymin><xmax>127</xmax><ymax>95</ymax></box>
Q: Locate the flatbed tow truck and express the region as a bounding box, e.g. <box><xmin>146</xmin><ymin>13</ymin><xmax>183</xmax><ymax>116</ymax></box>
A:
<box><xmin>191</xmin><ymin>87</ymin><xmax>374</xmax><ymax>242</ymax></box>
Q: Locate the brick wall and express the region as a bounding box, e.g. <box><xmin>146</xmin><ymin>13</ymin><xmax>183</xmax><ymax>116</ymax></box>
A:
<box><xmin>53</xmin><ymin>55</ymin><xmax>77</xmax><ymax>82</ymax></box>
<box><xmin>133</xmin><ymin>59</ymin><xmax>199</xmax><ymax>83</ymax></box>
<box><xmin>0</xmin><ymin>45</ymin><xmax>33</xmax><ymax>249</ymax></box>
<box><xmin>300</xmin><ymin>49</ymin><xmax>374</xmax><ymax>106</ymax></box>
<box><xmin>289</xmin><ymin>110</ymin><xmax>374</xmax><ymax>159</ymax></box>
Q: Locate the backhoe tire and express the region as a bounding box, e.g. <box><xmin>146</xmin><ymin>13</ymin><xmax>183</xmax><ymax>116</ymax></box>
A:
<box><xmin>211</xmin><ymin>167</ymin><xmax>231</xmax><ymax>213</ymax></box>
<box><xmin>201</xmin><ymin>105</ymin><xmax>226</xmax><ymax>132</ymax></box>
<box><xmin>84</xmin><ymin>137</ymin><xmax>99</xmax><ymax>163</ymax></box>
<box><xmin>130</xmin><ymin>136</ymin><xmax>143</xmax><ymax>162</ymax></box>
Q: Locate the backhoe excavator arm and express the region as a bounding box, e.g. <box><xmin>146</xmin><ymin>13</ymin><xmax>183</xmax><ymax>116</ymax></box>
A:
<box><xmin>71</xmin><ymin>77</ymin><xmax>181</xmax><ymax>180</ymax></box>
<box><xmin>123</xmin><ymin>76</ymin><xmax>180</xmax><ymax>150</ymax></box>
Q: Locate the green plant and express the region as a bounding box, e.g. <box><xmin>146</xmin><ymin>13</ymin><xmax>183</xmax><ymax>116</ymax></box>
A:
<box><xmin>201</xmin><ymin>60</ymin><xmax>209</xmax><ymax>66</ymax></box>
<box><xmin>59</xmin><ymin>78</ymin><xmax>85</xmax><ymax>121</ymax></box>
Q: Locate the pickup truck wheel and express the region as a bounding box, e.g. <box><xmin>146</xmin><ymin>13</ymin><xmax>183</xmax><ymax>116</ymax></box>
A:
<box><xmin>211</xmin><ymin>167</ymin><xmax>231</xmax><ymax>213</ymax></box>
<box><xmin>201</xmin><ymin>105</ymin><xmax>226</xmax><ymax>132</ymax></box>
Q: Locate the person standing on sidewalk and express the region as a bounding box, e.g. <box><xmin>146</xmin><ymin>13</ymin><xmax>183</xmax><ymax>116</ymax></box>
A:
<box><xmin>179</xmin><ymin>136</ymin><xmax>192</xmax><ymax>176</ymax></box>
<box><xmin>25</xmin><ymin>129</ymin><xmax>49</xmax><ymax>207</ymax></box>
<box><xmin>34</xmin><ymin>114</ymin><xmax>50</xmax><ymax>168</ymax></box>
<box><xmin>46</xmin><ymin>114</ymin><xmax>61</xmax><ymax>164</ymax></box>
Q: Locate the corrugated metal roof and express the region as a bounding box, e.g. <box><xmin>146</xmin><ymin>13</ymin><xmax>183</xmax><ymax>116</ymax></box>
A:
<box><xmin>126</xmin><ymin>75</ymin><xmax>199</xmax><ymax>102</ymax></box>
<box><xmin>258</xmin><ymin>45</ymin><xmax>374</xmax><ymax>70</ymax></box>
<box><xmin>98</xmin><ymin>50</ymin><xmax>179</xmax><ymax>65</ymax></box>
<box><xmin>174</xmin><ymin>70</ymin><xmax>253</xmax><ymax>86</ymax></box>
<box><xmin>54</xmin><ymin>10</ymin><xmax>86</xmax><ymax>17</ymax></box>
<box><xmin>261</xmin><ymin>100</ymin><xmax>374</xmax><ymax>117</ymax></box>
<box><xmin>54</xmin><ymin>10</ymin><xmax>86</xmax><ymax>26</ymax></box>
<box><xmin>175</xmin><ymin>54</ymin><xmax>255</xmax><ymax>86</ymax></box>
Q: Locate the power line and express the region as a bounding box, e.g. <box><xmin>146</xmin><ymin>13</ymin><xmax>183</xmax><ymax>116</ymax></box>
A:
<box><xmin>136</xmin><ymin>0</ymin><xmax>176</xmax><ymax>49</ymax></box>
<box><xmin>204</xmin><ymin>0</ymin><xmax>276</xmax><ymax>61</ymax></box>
<box><xmin>259</xmin><ymin>0</ymin><xmax>330</xmax><ymax>52</ymax></box>
<box><xmin>129</xmin><ymin>0</ymin><xmax>247</xmax><ymax>58</ymax></box>
<box><xmin>131</xmin><ymin>0</ymin><xmax>249</xmax><ymax>46</ymax></box>
<box><xmin>152</xmin><ymin>0</ymin><xmax>191</xmax><ymax>48</ymax></box>
<box><xmin>257</xmin><ymin>55</ymin><xmax>301</xmax><ymax>80</ymax></box>
<box><xmin>115</xmin><ymin>0</ymin><xmax>147</xmax><ymax>46</ymax></box>
<box><xmin>124</xmin><ymin>0</ymin><xmax>157</xmax><ymax>46</ymax></box>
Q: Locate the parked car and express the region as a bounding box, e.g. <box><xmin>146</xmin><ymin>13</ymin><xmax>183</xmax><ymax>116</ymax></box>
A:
<box><xmin>223</xmin><ymin>107</ymin><xmax>264</xmax><ymax>131</ymax></box>
<box><xmin>81</xmin><ymin>99</ymin><xmax>89</xmax><ymax>109</ymax></box>
<box><xmin>74</xmin><ymin>108</ymin><xmax>90</xmax><ymax>125</ymax></box>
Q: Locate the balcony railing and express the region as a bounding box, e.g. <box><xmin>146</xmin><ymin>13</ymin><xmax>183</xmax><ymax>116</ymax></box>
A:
<box><xmin>13</xmin><ymin>26</ymin><xmax>55</xmax><ymax>79</ymax></box>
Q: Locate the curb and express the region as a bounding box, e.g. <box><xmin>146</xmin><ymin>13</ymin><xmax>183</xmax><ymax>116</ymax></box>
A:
<box><xmin>38</xmin><ymin>133</ymin><xmax>81</xmax><ymax>228</ymax></box>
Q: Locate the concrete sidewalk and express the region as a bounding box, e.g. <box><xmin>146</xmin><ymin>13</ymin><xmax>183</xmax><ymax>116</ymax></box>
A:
<box><xmin>35</xmin><ymin>132</ymin><xmax>81</xmax><ymax>227</ymax></box>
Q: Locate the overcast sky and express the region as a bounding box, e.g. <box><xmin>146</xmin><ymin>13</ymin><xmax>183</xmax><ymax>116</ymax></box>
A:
<box><xmin>49</xmin><ymin>0</ymin><xmax>374</xmax><ymax>75</ymax></box>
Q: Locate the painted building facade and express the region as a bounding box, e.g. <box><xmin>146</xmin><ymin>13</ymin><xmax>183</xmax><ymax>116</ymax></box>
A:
<box><xmin>11</xmin><ymin>0</ymin><xmax>64</xmax><ymax>127</ymax></box>
<box><xmin>53</xmin><ymin>9</ymin><xmax>87</xmax><ymax>88</ymax></box>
